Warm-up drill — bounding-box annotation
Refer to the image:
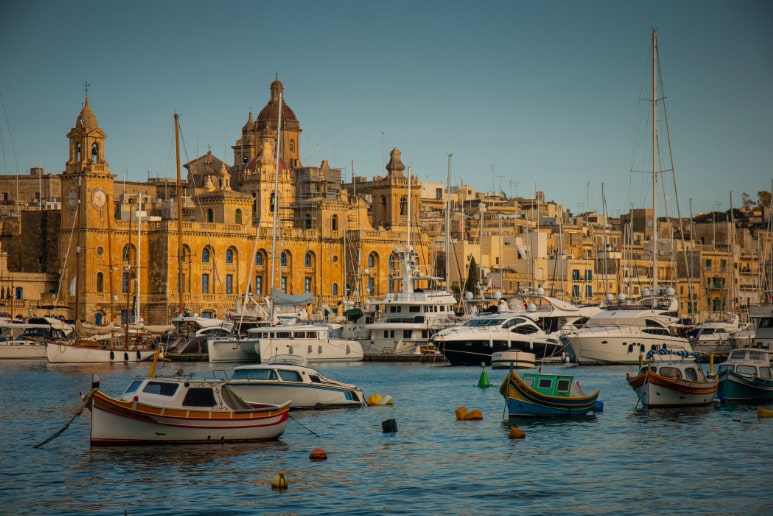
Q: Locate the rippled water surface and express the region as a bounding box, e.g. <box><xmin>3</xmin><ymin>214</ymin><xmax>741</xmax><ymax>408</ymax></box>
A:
<box><xmin>1</xmin><ymin>360</ymin><xmax>771</xmax><ymax>515</ymax></box>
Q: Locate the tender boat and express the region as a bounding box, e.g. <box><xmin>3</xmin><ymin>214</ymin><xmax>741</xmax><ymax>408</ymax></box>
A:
<box><xmin>227</xmin><ymin>356</ymin><xmax>364</xmax><ymax>409</ymax></box>
<box><xmin>88</xmin><ymin>369</ymin><xmax>290</xmax><ymax>445</ymax></box>
<box><xmin>490</xmin><ymin>350</ymin><xmax>536</xmax><ymax>369</ymax></box>
<box><xmin>688</xmin><ymin>314</ymin><xmax>753</xmax><ymax>358</ymax></box>
<box><xmin>626</xmin><ymin>349</ymin><xmax>718</xmax><ymax>408</ymax></box>
<box><xmin>433</xmin><ymin>312</ymin><xmax>561</xmax><ymax>366</ymax></box>
<box><xmin>499</xmin><ymin>369</ymin><xmax>601</xmax><ymax>418</ymax></box>
<box><xmin>716</xmin><ymin>348</ymin><xmax>773</xmax><ymax>402</ymax></box>
<box><xmin>561</xmin><ymin>290</ymin><xmax>693</xmax><ymax>365</ymax></box>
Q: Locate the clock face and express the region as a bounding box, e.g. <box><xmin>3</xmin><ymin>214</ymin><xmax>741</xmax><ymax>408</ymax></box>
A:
<box><xmin>66</xmin><ymin>188</ymin><xmax>78</xmax><ymax>209</ymax></box>
<box><xmin>92</xmin><ymin>189</ymin><xmax>106</xmax><ymax>209</ymax></box>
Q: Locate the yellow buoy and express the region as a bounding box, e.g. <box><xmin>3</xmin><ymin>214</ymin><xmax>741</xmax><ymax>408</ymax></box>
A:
<box><xmin>508</xmin><ymin>427</ymin><xmax>526</xmax><ymax>439</ymax></box>
<box><xmin>271</xmin><ymin>472</ymin><xmax>288</xmax><ymax>490</ymax></box>
<box><xmin>757</xmin><ymin>408</ymin><xmax>773</xmax><ymax>418</ymax></box>
<box><xmin>455</xmin><ymin>406</ymin><xmax>468</xmax><ymax>420</ymax></box>
<box><xmin>382</xmin><ymin>395</ymin><xmax>394</xmax><ymax>405</ymax></box>
<box><xmin>464</xmin><ymin>409</ymin><xmax>483</xmax><ymax>420</ymax></box>
<box><xmin>366</xmin><ymin>394</ymin><xmax>383</xmax><ymax>406</ymax></box>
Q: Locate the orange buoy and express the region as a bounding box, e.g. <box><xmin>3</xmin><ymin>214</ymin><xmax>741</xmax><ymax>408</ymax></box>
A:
<box><xmin>508</xmin><ymin>427</ymin><xmax>526</xmax><ymax>439</ymax></box>
<box><xmin>757</xmin><ymin>408</ymin><xmax>773</xmax><ymax>418</ymax></box>
<box><xmin>464</xmin><ymin>409</ymin><xmax>483</xmax><ymax>420</ymax></box>
<box><xmin>309</xmin><ymin>448</ymin><xmax>328</xmax><ymax>461</ymax></box>
<box><xmin>455</xmin><ymin>406</ymin><xmax>468</xmax><ymax>420</ymax></box>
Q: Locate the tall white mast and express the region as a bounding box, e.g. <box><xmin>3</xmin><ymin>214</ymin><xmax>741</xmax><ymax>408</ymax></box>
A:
<box><xmin>445</xmin><ymin>154</ymin><xmax>452</xmax><ymax>291</ymax></box>
<box><xmin>652</xmin><ymin>29</ymin><xmax>659</xmax><ymax>299</ymax></box>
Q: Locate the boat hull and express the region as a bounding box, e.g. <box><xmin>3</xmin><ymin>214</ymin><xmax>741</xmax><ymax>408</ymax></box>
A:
<box><xmin>499</xmin><ymin>371</ymin><xmax>599</xmax><ymax>418</ymax></box>
<box><xmin>206</xmin><ymin>337</ymin><xmax>260</xmax><ymax>363</ymax></box>
<box><xmin>0</xmin><ymin>342</ymin><xmax>46</xmax><ymax>359</ymax></box>
<box><xmin>491</xmin><ymin>350</ymin><xmax>536</xmax><ymax>369</ymax></box>
<box><xmin>89</xmin><ymin>390</ymin><xmax>289</xmax><ymax>445</ymax></box>
<box><xmin>627</xmin><ymin>372</ymin><xmax>718</xmax><ymax>408</ymax></box>
<box><xmin>47</xmin><ymin>344</ymin><xmax>151</xmax><ymax>363</ymax></box>
<box><xmin>564</xmin><ymin>332</ymin><xmax>692</xmax><ymax>365</ymax></box>
<box><xmin>717</xmin><ymin>371</ymin><xmax>773</xmax><ymax>402</ymax></box>
<box><xmin>256</xmin><ymin>338</ymin><xmax>364</xmax><ymax>363</ymax></box>
<box><xmin>227</xmin><ymin>382</ymin><xmax>363</xmax><ymax>409</ymax></box>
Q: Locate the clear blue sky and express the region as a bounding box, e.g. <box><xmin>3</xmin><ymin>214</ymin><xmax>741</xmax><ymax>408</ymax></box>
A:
<box><xmin>1</xmin><ymin>0</ymin><xmax>771</xmax><ymax>216</ymax></box>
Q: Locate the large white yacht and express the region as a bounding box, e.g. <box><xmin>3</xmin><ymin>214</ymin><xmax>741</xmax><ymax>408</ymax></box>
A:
<box><xmin>358</xmin><ymin>246</ymin><xmax>460</xmax><ymax>359</ymax></box>
<box><xmin>432</xmin><ymin>310</ymin><xmax>561</xmax><ymax>366</ymax></box>
<box><xmin>561</xmin><ymin>289</ymin><xmax>692</xmax><ymax>365</ymax></box>
<box><xmin>511</xmin><ymin>288</ymin><xmax>601</xmax><ymax>335</ymax></box>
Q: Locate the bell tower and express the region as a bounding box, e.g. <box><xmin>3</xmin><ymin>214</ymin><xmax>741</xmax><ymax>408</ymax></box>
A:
<box><xmin>61</xmin><ymin>93</ymin><xmax>117</xmax><ymax>323</ymax></box>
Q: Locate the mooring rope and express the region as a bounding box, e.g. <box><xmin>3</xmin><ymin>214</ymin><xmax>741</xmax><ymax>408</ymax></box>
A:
<box><xmin>34</xmin><ymin>389</ymin><xmax>95</xmax><ymax>448</ymax></box>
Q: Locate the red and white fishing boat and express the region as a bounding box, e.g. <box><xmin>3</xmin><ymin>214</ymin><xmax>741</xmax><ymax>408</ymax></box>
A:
<box><xmin>88</xmin><ymin>354</ymin><xmax>290</xmax><ymax>445</ymax></box>
<box><xmin>626</xmin><ymin>349</ymin><xmax>718</xmax><ymax>408</ymax></box>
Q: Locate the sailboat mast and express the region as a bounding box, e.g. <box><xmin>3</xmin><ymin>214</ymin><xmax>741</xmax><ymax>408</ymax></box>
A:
<box><xmin>174</xmin><ymin>113</ymin><xmax>184</xmax><ymax>314</ymax></box>
<box><xmin>652</xmin><ymin>29</ymin><xmax>659</xmax><ymax>297</ymax></box>
<box><xmin>270</xmin><ymin>92</ymin><xmax>283</xmax><ymax>294</ymax></box>
<box><xmin>446</xmin><ymin>154</ymin><xmax>452</xmax><ymax>291</ymax></box>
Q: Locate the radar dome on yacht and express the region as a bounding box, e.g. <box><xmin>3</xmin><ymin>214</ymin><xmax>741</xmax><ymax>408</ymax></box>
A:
<box><xmin>666</xmin><ymin>287</ymin><xmax>675</xmax><ymax>296</ymax></box>
<box><xmin>606</xmin><ymin>293</ymin><xmax>614</xmax><ymax>303</ymax></box>
<box><xmin>464</xmin><ymin>291</ymin><xmax>473</xmax><ymax>300</ymax></box>
<box><xmin>642</xmin><ymin>289</ymin><xmax>651</xmax><ymax>297</ymax></box>
<box><xmin>494</xmin><ymin>291</ymin><xmax>502</xmax><ymax>300</ymax></box>
<box><xmin>618</xmin><ymin>293</ymin><xmax>626</xmax><ymax>302</ymax></box>
<box><xmin>537</xmin><ymin>287</ymin><xmax>545</xmax><ymax>296</ymax></box>
<box><xmin>527</xmin><ymin>303</ymin><xmax>537</xmax><ymax>312</ymax></box>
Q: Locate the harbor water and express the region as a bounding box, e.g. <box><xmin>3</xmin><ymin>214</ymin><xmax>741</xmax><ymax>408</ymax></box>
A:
<box><xmin>1</xmin><ymin>359</ymin><xmax>770</xmax><ymax>515</ymax></box>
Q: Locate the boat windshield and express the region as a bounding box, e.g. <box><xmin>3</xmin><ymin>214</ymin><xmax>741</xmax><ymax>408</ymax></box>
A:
<box><xmin>463</xmin><ymin>318</ymin><xmax>506</xmax><ymax>327</ymax></box>
<box><xmin>123</xmin><ymin>379</ymin><xmax>144</xmax><ymax>395</ymax></box>
<box><xmin>232</xmin><ymin>368</ymin><xmax>277</xmax><ymax>380</ymax></box>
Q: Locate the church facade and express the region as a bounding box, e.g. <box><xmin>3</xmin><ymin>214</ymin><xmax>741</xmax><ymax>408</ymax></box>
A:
<box><xmin>52</xmin><ymin>78</ymin><xmax>430</xmax><ymax>325</ymax></box>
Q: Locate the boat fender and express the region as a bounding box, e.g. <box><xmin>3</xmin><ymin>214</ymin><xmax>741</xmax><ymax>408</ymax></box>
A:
<box><xmin>382</xmin><ymin>418</ymin><xmax>398</xmax><ymax>433</ymax></box>
<box><xmin>309</xmin><ymin>448</ymin><xmax>328</xmax><ymax>461</ymax></box>
<box><xmin>758</xmin><ymin>409</ymin><xmax>773</xmax><ymax>418</ymax></box>
<box><xmin>382</xmin><ymin>395</ymin><xmax>393</xmax><ymax>406</ymax></box>
<box><xmin>463</xmin><ymin>409</ymin><xmax>483</xmax><ymax>420</ymax></box>
<box><xmin>455</xmin><ymin>407</ymin><xmax>468</xmax><ymax>420</ymax></box>
<box><xmin>628</xmin><ymin>344</ymin><xmax>634</xmax><ymax>353</ymax></box>
<box><xmin>593</xmin><ymin>401</ymin><xmax>604</xmax><ymax>413</ymax></box>
<box><xmin>110</xmin><ymin>350</ymin><xmax>115</xmax><ymax>360</ymax></box>
<box><xmin>640</xmin><ymin>344</ymin><xmax>645</xmax><ymax>352</ymax></box>
<box><xmin>271</xmin><ymin>472</ymin><xmax>288</xmax><ymax>490</ymax></box>
<box><xmin>508</xmin><ymin>427</ymin><xmax>526</xmax><ymax>439</ymax></box>
<box><xmin>136</xmin><ymin>351</ymin><xmax>141</xmax><ymax>360</ymax></box>
<box><xmin>124</xmin><ymin>352</ymin><xmax>129</xmax><ymax>362</ymax></box>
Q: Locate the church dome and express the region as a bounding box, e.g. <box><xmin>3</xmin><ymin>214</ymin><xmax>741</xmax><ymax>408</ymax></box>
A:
<box><xmin>75</xmin><ymin>96</ymin><xmax>99</xmax><ymax>130</ymax></box>
<box><xmin>256</xmin><ymin>77</ymin><xmax>299</xmax><ymax>130</ymax></box>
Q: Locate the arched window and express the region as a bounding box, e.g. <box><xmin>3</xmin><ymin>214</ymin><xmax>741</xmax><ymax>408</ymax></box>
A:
<box><xmin>400</xmin><ymin>196</ymin><xmax>407</xmax><ymax>215</ymax></box>
<box><xmin>331</xmin><ymin>215</ymin><xmax>338</xmax><ymax>231</ymax></box>
<box><xmin>304</xmin><ymin>252</ymin><xmax>313</xmax><ymax>267</ymax></box>
<box><xmin>332</xmin><ymin>283</ymin><xmax>339</xmax><ymax>297</ymax></box>
<box><xmin>207</xmin><ymin>209</ymin><xmax>214</xmax><ymax>222</ymax></box>
<box><xmin>226</xmin><ymin>249</ymin><xmax>234</xmax><ymax>264</ymax></box>
<box><xmin>91</xmin><ymin>142</ymin><xmax>99</xmax><ymax>163</ymax></box>
<box><xmin>289</xmin><ymin>139</ymin><xmax>296</xmax><ymax>153</ymax></box>
<box><xmin>256</xmin><ymin>251</ymin><xmax>264</xmax><ymax>266</ymax></box>
<box><xmin>305</xmin><ymin>213</ymin><xmax>312</xmax><ymax>229</ymax></box>
<box><xmin>281</xmin><ymin>251</ymin><xmax>288</xmax><ymax>267</ymax></box>
<box><xmin>202</xmin><ymin>248</ymin><xmax>210</xmax><ymax>263</ymax></box>
<box><xmin>368</xmin><ymin>253</ymin><xmax>376</xmax><ymax>268</ymax></box>
<box><xmin>96</xmin><ymin>272</ymin><xmax>104</xmax><ymax>293</ymax></box>
<box><xmin>235</xmin><ymin>209</ymin><xmax>242</xmax><ymax>225</ymax></box>
<box><xmin>270</xmin><ymin>192</ymin><xmax>276</xmax><ymax>212</ymax></box>
<box><xmin>75</xmin><ymin>143</ymin><xmax>81</xmax><ymax>162</ymax></box>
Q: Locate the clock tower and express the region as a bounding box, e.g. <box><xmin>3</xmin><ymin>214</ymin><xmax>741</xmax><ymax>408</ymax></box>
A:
<box><xmin>61</xmin><ymin>95</ymin><xmax>117</xmax><ymax>323</ymax></box>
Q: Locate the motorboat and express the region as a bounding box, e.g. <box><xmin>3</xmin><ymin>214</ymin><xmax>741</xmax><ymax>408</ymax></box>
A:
<box><xmin>688</xmin><ymin>314</ymin><xmax>754</xmax><ymax>358</ymax></box>
<box><xmin>227</xmin><ymin>356</ymin><xmax>364</xmax><ymax>409</ymax></box>
<box><xmin>511</xmin><ymin>287</ymin><xmax>601</xmax><ymax>335</ymax></box>
<box><xmin>358</xmin><ymin>246</ymin><xmax>459</xmax><ymax>359</ymax></box>
<box><xmin>433</xmin><ymin>312</ymin><xmax>561</xmax><ymax>366</ymax></box>
<box><xmin>716</xmin><ymin>348</ymin><xmax>773</xmax><ymax>402</ymax></box>
<box><xmin>561</xmin><ymin>290</ymin><xmax>693</xmax><ymax>365</ymax></box>
<box><xmin>247</xmin><ymin>322</ymin><xmax>364</xmax><ymax>363</ymax></box>
<box><xmin>88</xmin><ymin>368</ymin><xmax>290</xmax><ymax>445</ymax></box>
<box><xmin>499</xmin><ymin>369</ymin><xmax>601</xmax><ymax>418</ymax></box>
<box><xmin>626</xmin><ymin>349</ymin><xmax>718</xmax><ymax>408</ymax></box>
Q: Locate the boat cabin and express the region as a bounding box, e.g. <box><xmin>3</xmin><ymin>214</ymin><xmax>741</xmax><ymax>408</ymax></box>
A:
<box><xmin>521</xmin><ymin>372</ymin><xmax>582</xmax><ymax>398</ymax></box>
<box><xmin>717</xmin><ymin>349</ymin><xmax>773</xmax><ymax>380</ymax></box>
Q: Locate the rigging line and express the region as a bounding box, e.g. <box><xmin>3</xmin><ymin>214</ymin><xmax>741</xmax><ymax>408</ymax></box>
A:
<box><xmin>54</xmin><ymin>202</ymin><xmax>80</xmax><ymax>309</ymax></box>
<box><xmin>0</xmin><ymin>89</ymin><xmax>20</xmax><ymax>173</ymax></box>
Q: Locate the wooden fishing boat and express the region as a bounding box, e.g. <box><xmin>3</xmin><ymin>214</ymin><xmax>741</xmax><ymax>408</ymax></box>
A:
<box><xmin>716</xmin><ymin>348</ymin><xmax>773</xmax><ymax>402</ymax></box>
<box><xmin>88</xmin><ymin>358</ymin><xmax>290</xmax><ymax>445</ymax></box>
<box><xmin>626</xmin><ymin>349</ymin><xmax>718</xmax><ymax>408</ymax></box>
<box><xmin>499</xmin><ymin>369</ymin><xmax>601</xmax><ymax>418</ymax></box>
